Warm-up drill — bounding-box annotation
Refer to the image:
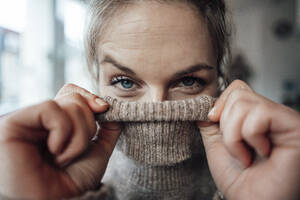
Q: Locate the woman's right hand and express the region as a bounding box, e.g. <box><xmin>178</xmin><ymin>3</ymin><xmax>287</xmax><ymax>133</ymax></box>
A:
<box><xmin>0</xmin><ymin>84</ymin><xmax>122</xmax><ymax>200</ymax></box>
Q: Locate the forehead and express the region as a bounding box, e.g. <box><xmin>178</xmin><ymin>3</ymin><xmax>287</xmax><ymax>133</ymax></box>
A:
<box><xmin>98</xmin><ymin>1</ymin><xmax>216</xmax><ymax>74</ymax></box>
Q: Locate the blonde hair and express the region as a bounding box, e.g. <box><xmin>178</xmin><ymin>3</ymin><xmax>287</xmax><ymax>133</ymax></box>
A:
<box><xmin>85</xmin><ymin>0</ymin><xmax>231</xmax><ymax>90</ymax></box>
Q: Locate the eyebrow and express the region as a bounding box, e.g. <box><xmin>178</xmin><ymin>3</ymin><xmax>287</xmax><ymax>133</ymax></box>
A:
<box><xmin>172</xmin><ymin>64</ymin><xmax>215</xmax><ymax>79</ymax></box>
<box><xmin>101</xmin><ymin>54</ymin><xmax>214</xmax><ymax>78</ymax></box>
<box><xmin>101</xmin><ymin>55</ymin><xmax>136</xmax><ymax>76</ymax></box>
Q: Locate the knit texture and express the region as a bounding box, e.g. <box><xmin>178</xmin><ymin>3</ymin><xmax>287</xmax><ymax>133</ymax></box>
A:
<box><xmin>95</xmin><ymin>95</ymin><xmax>218</xmax><ymax>199</ymax></box>
<box><xmin>96</xmin><ymin>95</ymin><xmax>214</xmax><ymax>122</ymax></box>
<box><xmin>95</xmin><ymin>95</ymin><xmax>215</xmax><ymax>166</ymax></box>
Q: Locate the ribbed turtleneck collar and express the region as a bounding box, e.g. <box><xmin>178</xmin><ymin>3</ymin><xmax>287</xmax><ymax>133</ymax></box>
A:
<box><xmin>96</xmin><ymin>95</ymin><xmax>215</xmax><ymax>122</ymax></box>
<box><xmin>98</xmin><ymin>96</ymin><xmax>217</xmax><ymax>199</ymax></box>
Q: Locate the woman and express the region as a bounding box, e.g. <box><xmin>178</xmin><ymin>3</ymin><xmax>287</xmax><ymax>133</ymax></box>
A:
<box><xmin>0</xmin><ymin>0</ymin><xmax>300</xmax><ymax>199</ymax></box>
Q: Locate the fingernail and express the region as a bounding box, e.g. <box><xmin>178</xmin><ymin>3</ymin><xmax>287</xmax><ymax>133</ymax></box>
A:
<box><xmin>95</xmin><ymin>98</ymin><xmax>108</xmax><ymax>106</ymax></box>
<box><xmin>208</xmin><ymin>107</ymin><xmax>216</xmax><ymax>118</ymax></box>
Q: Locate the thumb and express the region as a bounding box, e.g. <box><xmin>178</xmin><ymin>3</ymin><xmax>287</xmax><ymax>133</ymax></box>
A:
<box><xmin>198</xmin><ymin>121</ymin><xmax>222</xmax><ymax>148</ymax></box>
<box><xmin>198</xmin><ymin>122</ymin><xmax>228</xmax><ymax>163</ymax></box>
<box><xmin>197</xmin><ymin>121</ymin><xmax>224</xmax><ymax>170</ymax></box>
<box><xmin>198</xmin><ymin>121</ymin><xmax>243</xmax><ymax>195</ymax></box>
<box><xmin>65</xmin><ymin>122</ymin><xmax>122</xmax><ymax>193</ymax></box>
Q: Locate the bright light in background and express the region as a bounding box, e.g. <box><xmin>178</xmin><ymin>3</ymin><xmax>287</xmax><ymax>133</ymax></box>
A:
<box><xmin>0</xmin><ymin>0</ymin><xmax>27</xmax><ymax>32</ymax></box>
<box><xmin>61</xmin><ymin>0</ymin><xmax>86</xmax><ymax>45</ymax></box>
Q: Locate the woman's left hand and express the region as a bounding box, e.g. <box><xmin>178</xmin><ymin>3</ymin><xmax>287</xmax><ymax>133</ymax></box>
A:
<box><xmin>198</xmin><ymin>80</ymin><xmax>300</xmax><ymax>200</ymax></box>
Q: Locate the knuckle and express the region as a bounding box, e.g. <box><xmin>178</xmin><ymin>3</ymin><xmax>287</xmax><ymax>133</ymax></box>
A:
<box><xmin>56</xmin><ymin>83</ymin><xmax>79</xmax><ymax>98</ymax></box>
<box><xmin>231</xmin><ymin>99</ymin><xmax>248</xmax><ymax>113</ymax></box>
<box><xmin>67</xmin><ymin>93</ymin><xmax>85</xmax><ymax>104</ymax></box>
<box><xmin>42</xmin><ymin>100</ymin><xmax>60</xmax><ymax>111</ymax></box>
<box><xmin>61</xmin><ymin>83</ymin><xmax>78</xmax><ymax>92</ymax></box>
<box><xmin>230</xmin><ymin>89</ymin><xmax>245</xmax><ymax>101</ymax></box>
<box><xmin>56</xmin><ymin>84</ymin><xmax>97</xmax><ymax>103</ymax></box>
<box><xmin>232</xmin><ymin>79</ymin><xmax>248</xmax><ymax>89</ymax></box>
<box><xmin>64</xmin><ymin>83</ymin><xmax>77</xmax><ymax>88</ymax></box>
<box><xmin>229</xmin><ymin>89</ymin><xmax>252</xmax><ymax>107</ymax></box>
<box><xmin>69</xmin><ymin>103</ymin><xmax>84</xmax><ymax>116</ymax></box>
<box><xmin>42</xmin><ymin>100</ymin><xmax>72</xmax><ymax>129</ymax></box>
<box><xmin>256</xmin><ymin>102</ymin><xmax>271</xmax><ymax>114</ymax></box>
<box><xmin>242</xmin><ymin>106</ymin><xmax>265</xmax><ymax>138</ymax></box>
<box><xmin>56</xmin><ymin>93</ymin><xmax>87</xmax><ymax>107</ymax></box>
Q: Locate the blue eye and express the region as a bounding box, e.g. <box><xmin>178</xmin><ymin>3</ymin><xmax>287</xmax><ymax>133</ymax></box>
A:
<box><xmin>120</xmin><ymin>79</ymin><xmax>134</xmax><ymax>89</ymax></box>
<box><xmin>174</xmin><ymin>76</ymin><xmax>207</xmax><ymax>90</ymax></box>
<box><xmin>111</xmin><ymin>76</ymin><xmax>137</xmax><ymax>90</ymax></box>
<box><xmin>171</xmin><ymin>76</ymin><xmax>206</xmax><ymax>94</ymax></box>
<box><xmin>182</xmin><ymin>77</ymin><xmax>196</xmax><ymax>86</ymax></box>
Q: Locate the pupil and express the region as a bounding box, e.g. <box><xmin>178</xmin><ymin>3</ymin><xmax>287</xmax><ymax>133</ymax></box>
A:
<box><xmin>182</xmin><ymin>78</ymin><xmax>195</xmax><ymax>86</ymax></box>
<box><xmin>121</xmin><ymin>80</ymin><xmax>133</xmax><ymax>89</ymax></box>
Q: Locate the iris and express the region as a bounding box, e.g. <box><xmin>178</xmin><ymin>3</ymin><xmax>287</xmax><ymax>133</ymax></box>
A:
<box><xmin>182</xmin><ymin>77</ymin><xmax>195</xmax><ymax>86</ymax></box>
<box><xmin>121</xmin><ymin>80</ymin><xmax>134</xmax><ymax>89</ymax></box>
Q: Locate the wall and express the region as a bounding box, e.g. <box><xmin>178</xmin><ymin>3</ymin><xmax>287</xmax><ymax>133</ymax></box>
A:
<box><xmin>19</xmin><ymin>0</ymin><xmax>55</xmax><ymax>106</ymax></box>
<box><xmin>230</xmin><ymin>0</ymin><xmax>300</xmax><ymax>103</ymax></box>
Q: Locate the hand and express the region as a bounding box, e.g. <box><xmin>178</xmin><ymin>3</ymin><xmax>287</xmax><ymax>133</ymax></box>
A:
<box><xmin>0</xmin><ymin>84</ymin><xmax>122</xmax><ymax>199</ymax></box>
<box><xmin>198</xmin><ymin>80</ymin><xmax>300</xmax><ymax>200</ymax></box>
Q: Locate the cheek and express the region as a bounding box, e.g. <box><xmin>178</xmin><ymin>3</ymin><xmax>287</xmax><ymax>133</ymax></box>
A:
<box><xmin>203</xmin><ymin>73</ymin><xmax>219</xmax><ymax>97</ymax></box>
<box><xmin>97</xmin><ymin>72</ymin><xmax>113</xmax><ymax>97</ymax></box>
<box><xmin>98</xmin><ymin>83</ymin><xmax>115</xmax><ymax>98</ymax></box>
<box><xmin>202</xmin><ymin>81</ymin><xmax>218</xmax><ymax>97</ymax></box>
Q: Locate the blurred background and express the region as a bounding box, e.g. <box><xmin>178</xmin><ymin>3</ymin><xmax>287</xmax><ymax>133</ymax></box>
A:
<box><xmin>0</xmin><ymin>0</ymin><xmax>299</xmax><ymax>115</ymax></box>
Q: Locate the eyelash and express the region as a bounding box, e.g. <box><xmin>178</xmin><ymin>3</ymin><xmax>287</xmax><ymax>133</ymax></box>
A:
<box><xmin>111</xmin><ymin>76</ymin><xmax>132</xmax><ymax>84</ymax></box>
<box><xmin>110</xmin><ymin>75</ymin><xmax>207</xmax><ymax>90</ymax></box>
<box><xmin>110</xmin><ymin>76</ymin><xmax>138</xmax><ymax>90</ymax></box>
<box><xmin>173</xmin><ymin>76</ymin><xmax>207</xmax><ymax>88</ymax></box>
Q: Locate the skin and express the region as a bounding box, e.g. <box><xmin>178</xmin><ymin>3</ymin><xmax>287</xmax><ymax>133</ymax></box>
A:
<box><xmin>0</xmin><ymin>2</ymin><xmax>299</xmax><ymax>200</ymax></box>
<box><xmin>97</xmin><ymin>2</ymin><xmax>218</xmax><ymax>101</ymax></box>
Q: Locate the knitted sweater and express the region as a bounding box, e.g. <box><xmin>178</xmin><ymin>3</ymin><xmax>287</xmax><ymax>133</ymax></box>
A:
<box><xmin>79</xmin><ymin>95</ymin><xmax>222</xmax><ymax>200</ymax></box>
<box><xmin>0</xmin><ymin>96</ymin><xmax>224</xmax><ymax>200</ymax></box>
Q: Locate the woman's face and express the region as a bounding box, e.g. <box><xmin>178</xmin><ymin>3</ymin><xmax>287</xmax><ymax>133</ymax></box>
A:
<box><xmin>97</xmin><ymin>1</ymin><xmax>218</xmax><ymax>101</ymax></box>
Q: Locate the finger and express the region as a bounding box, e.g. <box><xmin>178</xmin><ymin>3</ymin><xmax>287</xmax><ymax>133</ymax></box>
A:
<box><xmin>55</xmin><ymin>83</ymin><xmax>108</xmax><ymax>113</ymax></box>
<box><xmin>97</xmin><ymin>122</ymin><xmax>122</xmax><ymax>159</ymax></box>
<box><xmin>197</xmin><ymin>123</ymin><xmax>243</xmax><ymax>192</ymax></box>
<box><xmin>219</xmin><ymin>89</ymin><xmax>253</xmax><ymax>130</ymax></box>
<box><xmin>209</xmin><ymin>80</ymin><xmax>253</xmax><ymax>122</ymax></box>
<box><xmin>57</xmin><ymin>93</ymin><xmax>98</xmax><ymax>136</ymax></box>
<box><xmin>241</xmin><ymin>104</ymin><xmax>271</xmax><ymax>157</ymax></box>
<box><xmin>198</xmin><ymin>122</ymin><xmax>222</xmax><ymax>148</ymax></box>
<box><xmin>221</xmin><ymin>100</ymin><xmax>253</xmax><ymax>167</ymax></box>
<box><xmin>55</xmin><ymin>101</ymin><xmax>94</xmax><ymax>166</ymax></box>
<box><xmin>64</xmin><ymin>122</ymin><xmax>122</xmax><ymax>191</ymax></box>
<box><xmin>1</xmin><ymin>101</ymin><xmax>73</xmax><ymax>155</ymax></box>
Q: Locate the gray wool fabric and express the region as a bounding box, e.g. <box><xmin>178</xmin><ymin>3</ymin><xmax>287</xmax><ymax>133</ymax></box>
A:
<box><xmin>96</xmin><ymin>95</ymin><xmax>215</xmax><ymax>166</ymax></box>
<box><xmin>96</xmin><ymin>95</ymin><xmax>214</xmax><ymax>122</ymax></box>
<box><xmin>94</xmin><ymin>95</ymin><xmax>221</xmax><ymax>200</ymax></box>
